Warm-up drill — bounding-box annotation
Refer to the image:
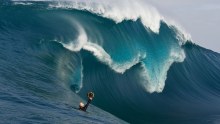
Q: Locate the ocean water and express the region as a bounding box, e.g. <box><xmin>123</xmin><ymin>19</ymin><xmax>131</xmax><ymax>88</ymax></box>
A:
<box><xmin>1</xmin><ymin>1</ymin><xmax>220</xmax><ymax>124</ymax></box>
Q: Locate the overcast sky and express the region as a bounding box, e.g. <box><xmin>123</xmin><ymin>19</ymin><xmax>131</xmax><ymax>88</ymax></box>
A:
<box><xmin>146</xmin><ymin>0</ymin><xmax>220</xmax><ymax>53</ymax></box>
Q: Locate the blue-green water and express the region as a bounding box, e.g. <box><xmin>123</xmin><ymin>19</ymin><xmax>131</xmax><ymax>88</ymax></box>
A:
<box><xmin>1</xmin><ymin>1</ymin><xmax>220</xmax><ymax>124</ymax></box>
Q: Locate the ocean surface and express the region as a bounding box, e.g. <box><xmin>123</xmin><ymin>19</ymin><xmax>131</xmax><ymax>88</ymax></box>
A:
<box><xmin>1</xmin><ymin>1</ymin><xmax>220</xmax><ymax>124</ymax></box>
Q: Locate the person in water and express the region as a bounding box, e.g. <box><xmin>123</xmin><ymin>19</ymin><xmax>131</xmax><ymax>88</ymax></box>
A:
<box><xmin>79</xmin><ymin>92</ymin><xmax>94</xmax><ymax>111</ymax></box>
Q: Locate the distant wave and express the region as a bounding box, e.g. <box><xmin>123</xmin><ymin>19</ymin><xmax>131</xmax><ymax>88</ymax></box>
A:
<box><xmin>13</xmin><ymin>2</ymin><xmax>33</xmax><ymax>5</ymax></box>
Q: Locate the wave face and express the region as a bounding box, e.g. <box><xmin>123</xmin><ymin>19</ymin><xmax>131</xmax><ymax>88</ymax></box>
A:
<box><xmin>1</xmin><ymin>1</ymin><xmax>220</xmax><ymax>124</ymax></box>
<box><xmin>52</xmin><ymin>1</ymin><xmax>186</xmax><ymax>93</ymax></box>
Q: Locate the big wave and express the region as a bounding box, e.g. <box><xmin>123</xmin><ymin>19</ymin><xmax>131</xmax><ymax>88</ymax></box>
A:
<box><xmin>1</xmin><ymin>1</ymin><xmax>220</xmax><ymax>124</ymax></box>
<box><xmin>46</xmin><ymin>0</ymin><xmax>188</xmax><ymax>93</ymax></box>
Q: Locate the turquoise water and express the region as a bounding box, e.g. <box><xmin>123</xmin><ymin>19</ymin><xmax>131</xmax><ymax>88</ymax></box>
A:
<box><xmin>1</xmin><ymin>1</ymin><xmax>220</xmax><ymax>124</ymax></box>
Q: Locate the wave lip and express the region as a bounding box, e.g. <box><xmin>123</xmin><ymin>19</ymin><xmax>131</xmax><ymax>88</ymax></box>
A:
<box><xmin>83</xmin><ymin>42</ymin><xmax>146</xmax><ymax>74</ymax></box>
<box><xmin>62</xmin><ymin>40</ymin><xmax>146</xmax><ymax>74</ymax></box>
<box><xmin>49</xmin><ymin>1</ymin><xmax>162</xmax><ymax>33</ymax></box>
<box><xmin>50</xmin><ymin>0</ymin><xmax>191</xmax><ymax>42</ymax></box>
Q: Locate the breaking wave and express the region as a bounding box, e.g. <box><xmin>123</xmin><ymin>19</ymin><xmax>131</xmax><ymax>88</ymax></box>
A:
<box><xmin>2</xmin><ymin>1</ymin><xmax>220</xmax><ymax>123</ymax></box>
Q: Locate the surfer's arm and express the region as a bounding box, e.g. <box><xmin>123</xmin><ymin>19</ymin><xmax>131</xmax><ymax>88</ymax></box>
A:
<box><xmin>83</xmin><ymin>98</ymin><xmax>92</xmax><ymax>111</ymax></box>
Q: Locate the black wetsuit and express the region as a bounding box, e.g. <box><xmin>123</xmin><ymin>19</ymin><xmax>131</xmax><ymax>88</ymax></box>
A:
<box><xmin>79</xmin><ymin>99</ymin><xmax>92</xmax><ymax>111</ymax></box>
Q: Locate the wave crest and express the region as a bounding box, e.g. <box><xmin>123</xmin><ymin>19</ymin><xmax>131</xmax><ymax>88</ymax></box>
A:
<box><xmin>50</xmin><ymin>0</ymin><xmax>162</xmax><ymax>33</ymax></box>
<box><xmin>49</xmin><ymin>0</ymin><xmax>191</xmax><ymax>42</ymax></box>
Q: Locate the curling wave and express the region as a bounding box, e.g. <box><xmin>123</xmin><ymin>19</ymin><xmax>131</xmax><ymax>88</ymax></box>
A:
<box><xmin>50</xmin><ymin>1</ymin><xmax>187</xmax><ymax>93</ymax></box>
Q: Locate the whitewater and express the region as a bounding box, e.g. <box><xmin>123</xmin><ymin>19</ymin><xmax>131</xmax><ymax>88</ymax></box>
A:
<box><xmin>1</xmin><ymin>1</ymin><xmax>220</xmax><ymax>124</ymax></box>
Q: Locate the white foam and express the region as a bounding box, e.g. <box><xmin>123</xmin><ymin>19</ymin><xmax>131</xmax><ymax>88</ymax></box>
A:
<box><xmin>62</xmin><ymin>19</ymin><xmax>87</xmax><ymax>52</ymax></box>
<box><xmin>140</xmin><ymin>64</ymin><xmax>169</xmax><ymax>93</ymax></box>
<box><xmin>138</xmin><ymin>49</ymin><xmax>185</xmax><ymax>93</ymax></box>
<box><xmin>82</xmin><ymin>42</ymin><xmax>112</xmax><ymax>67</ymax></box>
<box><xmin>50</xmin><ymin>0</ymin><xmax>162</xmax><ymax>33</ymax></box>
<box><xmin>82</xmin><ymin>42</ymin><xmax>146</xmax><ymax>74</ymax></box>
<box><xmin>13</xmin><ymin>1</ymin><xmax>33</xmax><ymax>5</ymax></box>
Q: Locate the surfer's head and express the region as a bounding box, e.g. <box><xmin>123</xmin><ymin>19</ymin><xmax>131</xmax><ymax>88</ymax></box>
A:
<box><xmin>87</xmin><ymin>92</ymin><xmax>94</xmax><ymax>99</ymax></box>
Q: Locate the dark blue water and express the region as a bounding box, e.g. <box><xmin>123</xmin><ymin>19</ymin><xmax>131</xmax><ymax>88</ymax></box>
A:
<box><xmin>1</xmin><ymin>1</ymin><xmax>220</xmax><ymax>124</ymax></box>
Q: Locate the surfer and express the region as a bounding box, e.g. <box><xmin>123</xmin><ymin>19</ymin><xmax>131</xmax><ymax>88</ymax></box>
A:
<box><xmin>79</xmin><ymin>92</ymin><xmax>94</xmax><ymax>112</ymax></box>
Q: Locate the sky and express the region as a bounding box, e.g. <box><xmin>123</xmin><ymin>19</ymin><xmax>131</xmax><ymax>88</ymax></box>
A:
<box><xmin>146</xmin><ymin>0</ymin><xmax>220</xmax><ymax>53</ymax></box>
